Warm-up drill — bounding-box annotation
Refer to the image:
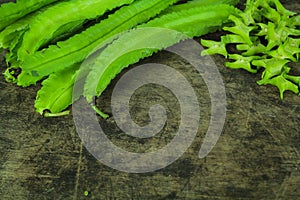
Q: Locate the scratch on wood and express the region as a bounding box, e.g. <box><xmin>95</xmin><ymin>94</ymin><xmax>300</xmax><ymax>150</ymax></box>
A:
<box><xmin>73</xmin><ymin>141</ymin><xmax>83</xmax><ymax>200</ymax></box>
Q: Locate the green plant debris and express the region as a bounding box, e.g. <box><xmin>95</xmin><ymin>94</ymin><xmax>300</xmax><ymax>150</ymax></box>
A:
<box><xmin>201</xmin><ymin>0</ymin><xmax>300</xmax><ymax>98</ymax></box>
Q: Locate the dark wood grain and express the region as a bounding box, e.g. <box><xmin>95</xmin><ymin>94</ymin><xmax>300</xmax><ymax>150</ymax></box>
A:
<box><xmin>0</xmin><ymin>1</ymin><xmax>299</xmax><ymax>199</ymax></box>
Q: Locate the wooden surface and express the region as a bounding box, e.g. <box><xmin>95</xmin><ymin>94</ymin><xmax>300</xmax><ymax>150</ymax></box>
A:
<box><xmin>0</xmin><ymin>0</ymin><xmax>300</xmax><ymax>199</ymax></box>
